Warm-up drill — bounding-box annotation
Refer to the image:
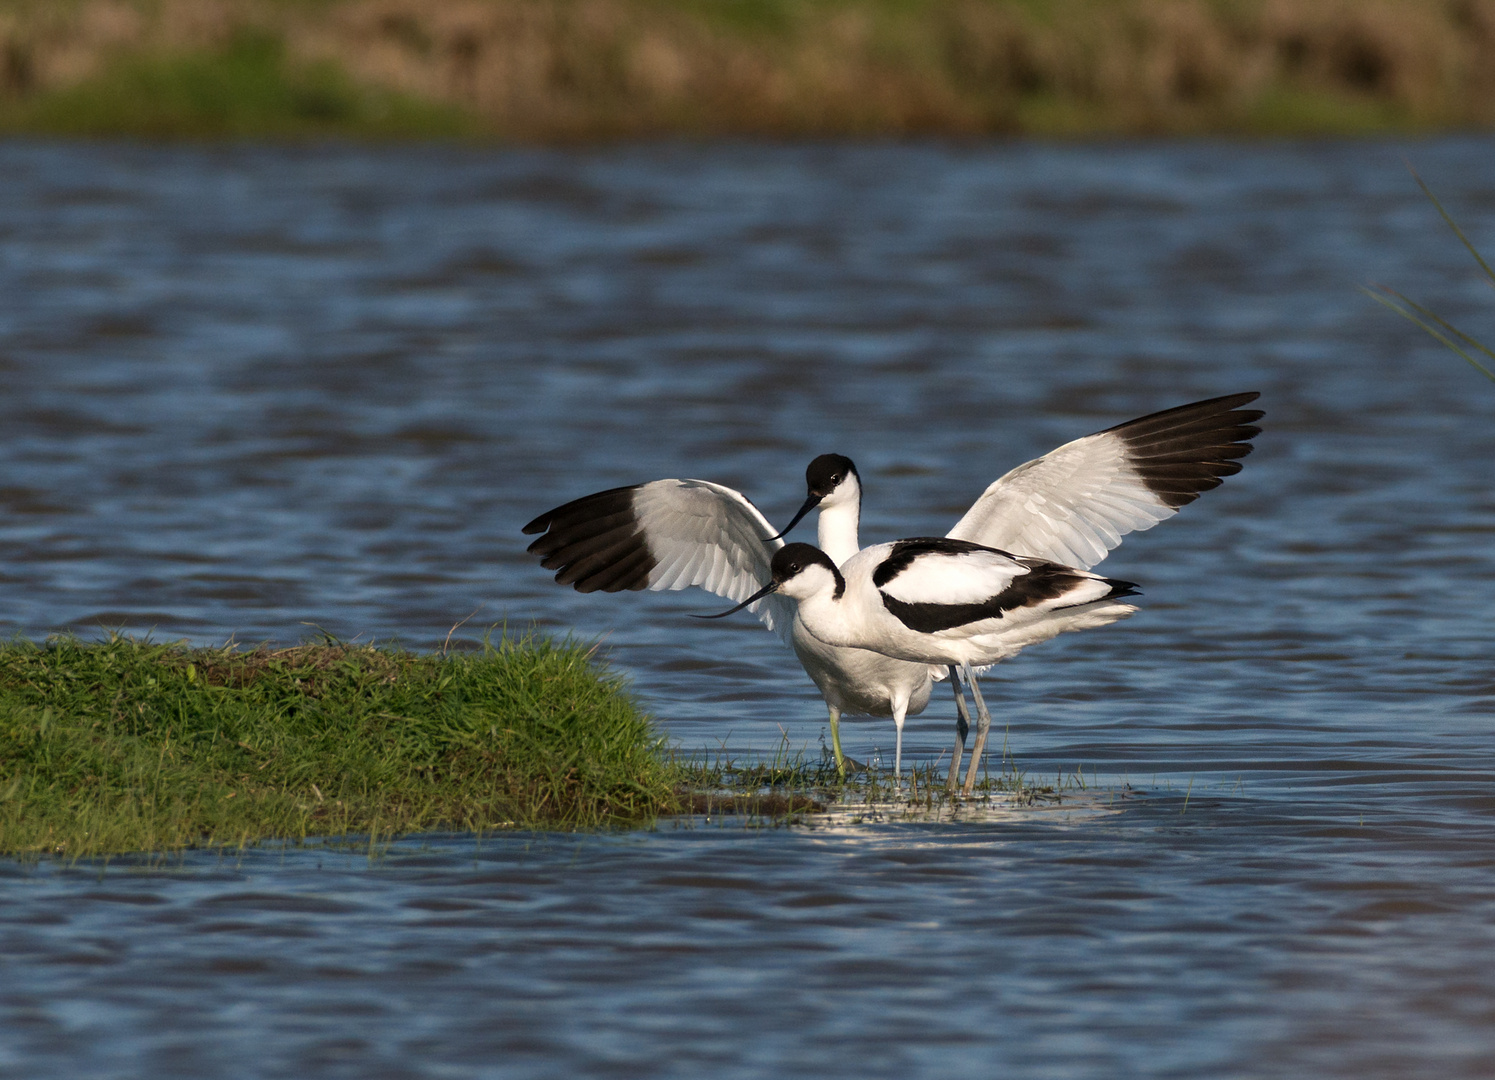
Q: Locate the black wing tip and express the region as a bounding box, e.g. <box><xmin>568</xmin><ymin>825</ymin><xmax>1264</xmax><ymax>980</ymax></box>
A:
<box><xmin>1110</xmin><ymin>394</ymin><xmax>1265</xmax><ymax>507</ymax></box>
<box><xmin>1190</xmin><ymin>390</ymin><xmax>1260</xmax><ymax>410</ymax></box>
<box><xmin>567</xmin><ymin>560</ymin><xmax>655</xmax><ymax>594</ymax></box>
<box><xmin>521</xmin><ymin>484</ymin><xmax>643</xmax><ymax>538</ymax></box>
<box><xmin>1107</xmin><ymin>392</ymin><xmax>1265</xmax><ymax>435</ymax></box>
<box><xmin>521</xmin><ymin>484</ymin><xmax>657</xmax><ymax>593</ymax></box>
<box><xmin>576</xmin><ymin>576</ymin><xmax>648</xmax><ymax>594</ymax></box>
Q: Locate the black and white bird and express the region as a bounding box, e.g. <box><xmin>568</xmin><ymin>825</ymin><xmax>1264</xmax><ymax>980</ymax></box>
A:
<box><xmin>701</xmin><ymin>540</ymin><xmax>1141</xmax><ymax>794</ymax></box>
<box><xmin>521</xmin><ymin>392</ymin><xmax>1262</xmax><ymax>784</ymax></box>
<box><xmin>522</xmin><ymin>474</ymin><xmax>937</xmax><ymax>777</ymax></box>
<box><xmin>769</xmin><ymin>392</ymin><xmax>1263</xmax><ymax>787</ymax></box>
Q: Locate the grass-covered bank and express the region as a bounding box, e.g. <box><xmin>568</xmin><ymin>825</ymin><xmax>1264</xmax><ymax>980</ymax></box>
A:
<box><xmin>0</xmin><ymin>0</ymin><xmax>1494</xmax><ymax>139</ymax></box>
<box><xmin>0</xmin><ymin>634</ymin><xmax>679</xmax><ymax>857</ymax></box>
<box><xmin>0</xmin><ymin>28</ymin><xmax>475</xmax><ymax>139</ymax></box>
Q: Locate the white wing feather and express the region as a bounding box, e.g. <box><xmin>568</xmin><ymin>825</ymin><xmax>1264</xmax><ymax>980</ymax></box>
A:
<box><xmin>945</xmin><ymin>431</ymin><xmax>1171</xmax><ymax>569</ymax></box>
<box><xmin>630</xmin><ymin>479</ymin><xmax>796</xmax><ymax>642</ymax></box>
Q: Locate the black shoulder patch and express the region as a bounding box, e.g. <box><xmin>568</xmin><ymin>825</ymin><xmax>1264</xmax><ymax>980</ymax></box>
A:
<box><xmin>522</xmin><ymin>484</ymin><xmax>658</xmax><ymax>593</ymax></box>
<box><xmin>871</xmin><ymin>537</ymin><xmax>994</xmax><ymax>590</ymax></box>
<box><xmin>880</xmin><ymin>555</ymin><xmax>1136</xmax><ymax>634</ymax></box>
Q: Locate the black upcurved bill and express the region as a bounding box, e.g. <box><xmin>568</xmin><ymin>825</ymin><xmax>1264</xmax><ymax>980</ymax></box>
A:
<box><xmin>691</xmin><ymin>580</ymin><xmax>778</xmax><ymax>619</ymax></box>
<box><xmin>766</xmin><ymin>494</ymin><xmax>821</xmax><ymax>542</ymax></box>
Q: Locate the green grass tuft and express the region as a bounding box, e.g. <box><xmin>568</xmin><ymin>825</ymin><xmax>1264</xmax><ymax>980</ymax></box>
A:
<box><xmin>0</xmin><ymin>30</ymin><xmax>477</xmax><ymax>140</ymax></box>
<box><xmin>0</xmin><ymin>632</ymin><xmax>678</xmax><ymax>857</ymax></box>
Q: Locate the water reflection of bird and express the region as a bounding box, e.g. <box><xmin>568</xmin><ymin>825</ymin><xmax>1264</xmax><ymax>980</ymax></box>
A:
<box><xmin>700</xmin><ymin>540</ymin><xmax>1140</xmax><ymax>795</ymax></box>
<box><xmin>521</xmin><ymin>393</ymin><xmax>1262</xmax><ymax>788</ymax></box>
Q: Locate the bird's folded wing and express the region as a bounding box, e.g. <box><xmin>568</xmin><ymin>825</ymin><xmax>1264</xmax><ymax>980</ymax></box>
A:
<box><xmin>945</xmin><ymin>392</ymin><xmax>1262</xmax><ymax>569</ymax></box>
<box><xmin>875</xmin><ymin>539</ymin><xmax>1133</xmax><ymax>636</ymax></box>
<box><xmin>878</xmin><ymin>545</ymin><xmax>1031</xmax><ymax>607</ymax></box>
<box><xmin>524</xmin><ymin>478</ymin><xmax>795</xmax><ymax>641</ymax></box>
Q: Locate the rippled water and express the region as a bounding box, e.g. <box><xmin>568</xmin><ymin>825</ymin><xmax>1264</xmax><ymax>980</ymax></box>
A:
<box><xmin>1</xmin><ymin>138</ymin><xmax>1494</xmax><ymax>1078</ymax></box>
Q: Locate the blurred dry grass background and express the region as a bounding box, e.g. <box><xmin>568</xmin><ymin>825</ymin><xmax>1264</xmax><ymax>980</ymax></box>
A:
<box><xmin>1</xmin><ymin>0</ymin><xmax>1494</xmax><ymax>137</ymax></box>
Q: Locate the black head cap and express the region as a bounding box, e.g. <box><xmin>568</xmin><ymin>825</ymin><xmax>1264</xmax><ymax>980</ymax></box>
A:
<box><xmin>805</xmin><ymin>454</ymin><xmax>858</xmax><ymax>498</ymax></box>
<box><xmin>693</xmin><ymin>543</ymin><xmax>843</xmax><ymax>620</ymax></box>
<box><xmin>770</xmin><ymin>543</ymin><xmax>845</xmax><ymax>597</ymax></box>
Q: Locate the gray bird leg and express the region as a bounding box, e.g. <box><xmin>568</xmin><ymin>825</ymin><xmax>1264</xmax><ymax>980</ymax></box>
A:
<box><xmin>946</xmin><ymin>664</ymin><xmax>972</xmax><ymax>794</ymax></box>
<box><xmin>961</xmin><ymin>662</ymin><xmax>993</xmax><ymax>796</ymax></box>
<box><xmin>891</xmin><ymin>691</ymin><xmax>911</xmax><ymax>782</ymax></box>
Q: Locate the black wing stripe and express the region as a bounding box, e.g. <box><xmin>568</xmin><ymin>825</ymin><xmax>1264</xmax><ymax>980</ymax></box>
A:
<box><xmin>881</xmin><ymin>564</ymin><xmax>1138</xmax><ymax>634</ymax></box>
<box><xmin>871</xmin><ymin>537</ymin><xmax>993</xmax><ymax>589</ymax></box>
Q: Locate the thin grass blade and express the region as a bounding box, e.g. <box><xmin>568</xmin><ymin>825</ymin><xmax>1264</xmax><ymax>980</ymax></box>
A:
<box><xmin>1363</xmin><ymin>285</ymin><xmax>1495</xmax><ymax>382</ymax></box>
<box><xmin>1408</xmin><ymin>164</ymin><xmax>1495</xmax><ymax>291</ymax></box>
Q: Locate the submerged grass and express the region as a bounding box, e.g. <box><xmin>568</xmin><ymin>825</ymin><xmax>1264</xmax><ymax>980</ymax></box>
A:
<box><xmin>674</xmin><ymin>730</ymin><xmax>1074</xmax><ymax>823</ymax></box>
<box><xmin>0</xmin><ymin>633</ymin><xmax>678</xmax><ymax>857</ymax></box>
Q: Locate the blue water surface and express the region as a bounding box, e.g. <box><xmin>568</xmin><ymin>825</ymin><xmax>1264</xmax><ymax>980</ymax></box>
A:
<box><xmin>0</xmin><ymin>137</ymin><xmax>1493</xmax><ymax>1078</ymax></box>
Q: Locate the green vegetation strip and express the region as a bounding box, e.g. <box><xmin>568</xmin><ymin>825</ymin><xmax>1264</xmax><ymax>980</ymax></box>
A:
<box><xmin>0</xmin><ymin>634</ymin><xmax>679</xmax><ymax>857</ymax></box>
<box><xmin>0</xmin><ymin>30</ymin><xmax>475</xmax><ymax>140</ymax></box>
<box><xmin>0</xmin><ymin>632</ymin><xmax>1127</xmax><ymax>857</ymax></box>
<box><xmin>2</xmin><ymin>0</ymin><xmax>1495</xmax><ymax>139</ymax></box>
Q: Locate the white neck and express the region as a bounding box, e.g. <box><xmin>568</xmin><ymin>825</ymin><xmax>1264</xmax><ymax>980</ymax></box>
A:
<box><xmin>793</xmin><ymin>587</ymin><xmax>862</xmax><ymax>651</ymax></box>
<box><xmin>816</xmin><ymin>484</ymin><xmax>862</xmax><ymax>566</ymax></box>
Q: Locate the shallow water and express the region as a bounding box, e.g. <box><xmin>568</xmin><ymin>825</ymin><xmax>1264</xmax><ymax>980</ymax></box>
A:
<box><xmin>1</xmin><ymin>138</ymin><xmax>1494</xmax><ymax>1077</ymax></box>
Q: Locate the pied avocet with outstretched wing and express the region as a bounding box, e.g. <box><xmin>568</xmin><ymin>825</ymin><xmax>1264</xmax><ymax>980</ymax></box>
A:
<box><xmin>522</xmin><ymin>393</ymin><xmax>1262</xmax><ymax>785</ymax></box>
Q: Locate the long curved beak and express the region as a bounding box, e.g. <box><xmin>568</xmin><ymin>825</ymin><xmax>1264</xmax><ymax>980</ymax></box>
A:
<box><xmin>692</xmin><ymin>580</ymin><xmax>778</xmax><ymax>619</ymax></box>
<box><xmin>767</xmin><ymin>493</ymin><xmax>821</xmax><ymax>542</ymax></box>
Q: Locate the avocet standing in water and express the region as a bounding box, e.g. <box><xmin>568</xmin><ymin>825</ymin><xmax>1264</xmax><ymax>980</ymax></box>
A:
<box><xmin>522</xmin><ymin>473</ymin><xmax>940</xmax><ymax>778</ymax></box>
<box><xmin>521</xmin><ymin>393</ymin><xmax>1261</xmax><ymax>784</ymax></box>
<box><xmin>701</xmin><ymin>540</ymin><xmax>1141</xmax><ymax>794</ymax></box>
<box><xmin>770</xmin><ymin>392</ymin><xmax>1263</xmax><ymax>786</ymax></box>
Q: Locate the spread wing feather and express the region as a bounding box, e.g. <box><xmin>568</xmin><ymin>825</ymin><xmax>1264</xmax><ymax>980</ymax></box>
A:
<box><xmin>946</xmin><ymin>393</ymin><xmax>1261</xmax><ymax>569</ymax></box>
<box><xmin>523</xmin><ymin>479</ymin><xmax>796</xmax><ymax>642</ymax></box>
